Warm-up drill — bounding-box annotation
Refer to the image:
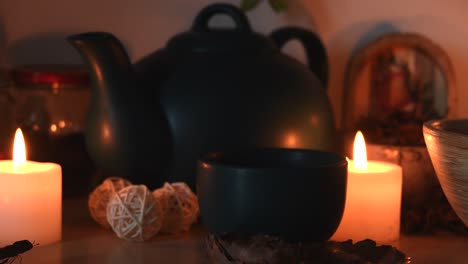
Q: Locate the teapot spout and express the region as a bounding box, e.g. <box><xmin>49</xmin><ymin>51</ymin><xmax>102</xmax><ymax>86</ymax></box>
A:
<box><xmin>67</xmin><ymin>32</ymin><xmax>134</xmax><ymax>98</ymax></box>
<box><xmin>67</xmin><ymin>32</ymin><xmax>141</xmax><ymax>180</ymax></box>
<box><xmin>68</xmin><ymin>32</ymin><xmax>171</xmax><ymax>189</ymax></box>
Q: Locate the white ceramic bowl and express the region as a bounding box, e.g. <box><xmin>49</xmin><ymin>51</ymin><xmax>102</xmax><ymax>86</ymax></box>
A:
<box><xmin>423</xmin><ymin>119</ymin><xmax>468</xmax><ymax>227</ymax></box>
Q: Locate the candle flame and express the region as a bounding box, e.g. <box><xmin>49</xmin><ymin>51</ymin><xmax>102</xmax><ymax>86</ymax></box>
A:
<box><xmin>353</xmin><ymin>130</ymin><xmax>368</xmax><ymax>170</ymax></box>
<box><xmin>13</xmin><ymin>128</ymin><xmax>27</xmax><ymax>169</ymax></box>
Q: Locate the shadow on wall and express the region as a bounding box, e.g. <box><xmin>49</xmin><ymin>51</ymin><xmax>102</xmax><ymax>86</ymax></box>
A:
<box><xmin>350</xmin><ymin>22</ymin><xmax>400</xmax><ymax>56</ymax></box>
<box><xmin>6</xmin><ymin>32</ymin><xmax>133</xmax><ymax>65</ymax></box>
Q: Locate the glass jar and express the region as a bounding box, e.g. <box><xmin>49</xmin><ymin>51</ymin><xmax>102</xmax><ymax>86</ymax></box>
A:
<box><xmin>12</xmin><ymin>64</ymin><xmax>95</xmax><ymax>198</ymax></box>
<box><xmin>13</xmin><ymin>64</ymin><xmax>90</xmax><ymax>135</ymax></box>
<box><xmin>0</xmin><ymin>68</ymin><xmax>15</xmax><ymax>159</ymax></box>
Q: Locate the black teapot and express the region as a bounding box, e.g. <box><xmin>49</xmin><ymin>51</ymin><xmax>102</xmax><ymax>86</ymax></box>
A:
<box><xmin>68</xmin><ymin>3</ymin><xmax>335</xmax><ymax>189</ymax></box>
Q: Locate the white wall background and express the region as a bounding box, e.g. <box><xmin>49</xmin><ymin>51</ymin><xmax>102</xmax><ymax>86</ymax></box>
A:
<box><xmin>1</xmin><ymin>0</ymin><xmax>468</xmax><ymax>126</ymax></box>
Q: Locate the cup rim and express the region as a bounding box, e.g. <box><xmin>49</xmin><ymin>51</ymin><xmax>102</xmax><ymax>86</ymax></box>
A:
<box><xmin>424</xmin><ymin>119</ymin><xmax>468</xmax><ymax>138</ymax></box>
<box><xmin>198</xmin><ymin>148</ymin><xmax>348</xmax><ymax>171</ymax></box>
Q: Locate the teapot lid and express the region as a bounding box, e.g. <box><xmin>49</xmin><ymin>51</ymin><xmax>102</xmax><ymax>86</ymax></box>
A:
<box><xmin>166</xmin><ymin>3</ymin><xmax>277</xmax><ymax>53</ymax></box>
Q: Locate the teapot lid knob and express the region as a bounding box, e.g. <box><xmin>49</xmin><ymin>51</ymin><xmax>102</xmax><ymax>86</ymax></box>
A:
<box><xmin>191</xmin><ymin>3</ymin><xmax>252</xmax><ymax>33</ymax></box>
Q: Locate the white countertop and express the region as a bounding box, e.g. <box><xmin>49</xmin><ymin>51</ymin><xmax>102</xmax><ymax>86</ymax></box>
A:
<box><xmin>17</xmin><ymin>199</ymin><xmax>468</xmax><ymax>264</ymax></box>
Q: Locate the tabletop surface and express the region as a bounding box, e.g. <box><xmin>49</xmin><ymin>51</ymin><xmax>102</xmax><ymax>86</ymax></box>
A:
<box><xmin>13</xmin><ymin>199</ymin><xmax>468</xmax><ymax>264</ymax></box>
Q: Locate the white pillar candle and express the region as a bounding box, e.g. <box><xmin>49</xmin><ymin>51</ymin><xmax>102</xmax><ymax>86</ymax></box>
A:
<box><xmin>331</xmin><ymin>131</ymin><xmax>402</xmax><ymax>245</ymax></box>
<box><xmin>0</xmin><ymin>129</ymin><xmax>62</xmax><ymax>246</ymax></box>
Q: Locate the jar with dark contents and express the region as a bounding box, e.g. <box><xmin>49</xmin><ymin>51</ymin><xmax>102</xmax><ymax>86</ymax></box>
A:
<box><xmin>12</xmin><ymin>65</ymin><xmax>96</xmax><ymax>198</ymax></box>
<box><xmin>0</xmin><ymin>68</ymin><xmax>15</xmax><ymax>159</ymax></box>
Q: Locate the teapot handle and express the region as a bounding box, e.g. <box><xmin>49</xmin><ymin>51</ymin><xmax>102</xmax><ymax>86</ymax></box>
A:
<box><xmin>270</xmin><ymin>27</ymin><xmax>328</xmax><ymax>88</ymax></box>
<box><xmin>192</xmin><ymin>3</ymin><xmax>252</xmax><ymax>32</ymax></box>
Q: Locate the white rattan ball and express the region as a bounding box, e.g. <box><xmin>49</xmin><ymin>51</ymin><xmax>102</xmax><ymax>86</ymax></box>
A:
<box><xmin>88</xmin><ymin>177</ymin><xmax>132</xmax><ymax>228</ymax></box>
<box><xmin>153</xmin><ymin>182</ymin><xmax>199</xmax><ymax>234</ymax></box>
<box><xmin>107</xmin><ymin>185</ymin><xmax>164</xmax><ymax>242</ymax></box>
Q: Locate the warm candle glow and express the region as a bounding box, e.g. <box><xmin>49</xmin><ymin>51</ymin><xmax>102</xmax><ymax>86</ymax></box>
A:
<box><xmin>332</xmin><ymin>130</ymin><xmax>403</xmax><ymax>245</ymax></box>
<box><xmin>353</xmin><ymin>131</ymin><xmax>368</xmax><ymax>170</ymax></box>
<box><xmin>13</xmin><ymin>128</ymin><xmax>27</xmax><ymax>169</ymax></box>
<box><xmin>0</xmin><ymin>128</ymin><xmax>62</xmax><ymax>245</ymax></box>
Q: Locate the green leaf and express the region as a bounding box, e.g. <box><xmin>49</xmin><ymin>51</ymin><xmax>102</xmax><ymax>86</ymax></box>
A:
<box><xmin>240</xmin><ymin>0</ymin><xmax>263</xmax><ymax>11</ymax></box>
<box><xmin>268</xmin><ymin>0</ymin><xmax>288</xmax><ymax>12</ymax></box>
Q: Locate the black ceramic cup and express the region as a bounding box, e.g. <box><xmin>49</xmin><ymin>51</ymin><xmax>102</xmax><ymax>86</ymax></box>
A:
<box><xmin>197</xmin><ymin>148</ymin><xmax>347</xmax><ymax>242</ymax></box>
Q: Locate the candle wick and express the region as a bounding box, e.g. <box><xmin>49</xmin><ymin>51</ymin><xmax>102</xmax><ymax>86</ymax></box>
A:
<box><xmin>13</xmin><ymin>161</ymin><xmax>26</xmax><ymax>170</ymax></box>
<box><xmin>354</xmin><ymin>162</ymin><xmax>368</xmax><ymax>171</ymax></box>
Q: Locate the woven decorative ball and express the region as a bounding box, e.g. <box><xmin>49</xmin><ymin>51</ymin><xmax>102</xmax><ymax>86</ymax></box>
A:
<box><xmin>88</xmin><ymin>177</ymin><xmax>132</xmax><ymax>228</ymax></box>
<box><xmin>153</xmin><ymin>182</ymin><xmax>199</xmax><ymax>234</ymax></box>
<box><xmin>107</xmin><ymin>185</ymin><xmax>164</xmax><ymax>242</ymax></box>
